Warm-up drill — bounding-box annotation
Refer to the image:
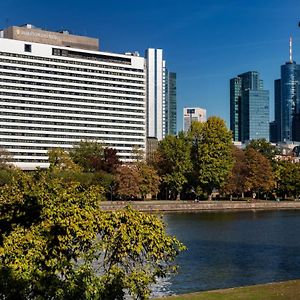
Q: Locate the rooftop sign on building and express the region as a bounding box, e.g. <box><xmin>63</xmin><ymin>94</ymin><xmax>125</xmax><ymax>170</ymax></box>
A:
<box><xmin>2</xmin><ymin>24</ymin><xmax>99</xmax><ymax>51</ymax></box>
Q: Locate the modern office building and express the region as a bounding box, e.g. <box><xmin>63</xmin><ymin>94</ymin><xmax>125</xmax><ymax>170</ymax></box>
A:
<box><xmin>230</xmin><ymin>71</ymin><xmax>269</xmax><ymax>142</ymax></box>
<box><xmin>183</xmin><ymin>107</ymin><xmax>206</xmax><ymax>132</ymax></box>
<box><xmin>272</xmin><ymin>79</ymin><xmax>282</xmax><ymax>142</ymax></box>
<box><xmin>165</xmin><ymin>72</ymin><xmax>177</xmax><ymax>136</ymax></box>
<box><xmin>145</xmin><ymin>48</ymin><xmax>177</xmax><ymax>141</ymax></box>
<box><xmin>0</xmin><ymin>24</ymin><xmax>146</xmax><ymax>170</ymax></box>
<box><xmin>145</xmin><ymin>48</ymin><xmax>164</xmax><ymax>141</ymax></box>
<box><xmin>230</xmin><ymin>76</ymin><xmax>242</xmax><ymax>141</ymax></box>
<box><xmin>269</xmin><ymin>121</ymin><xmax>278</xmax><ymax>143</ymax></box>
<box><xmin>274</xmin><ymin>38</ymin><xmax>300</xmax><ymax>142</ymax></box>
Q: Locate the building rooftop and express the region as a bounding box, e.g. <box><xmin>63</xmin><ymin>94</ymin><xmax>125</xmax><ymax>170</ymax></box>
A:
<box><xmin>0</xmin><ymin>24</ymin><xmax>99</xmax><ymax>51</ymax></box>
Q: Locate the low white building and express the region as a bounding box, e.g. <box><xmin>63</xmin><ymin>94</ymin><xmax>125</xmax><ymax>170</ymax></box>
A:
<box><xmin>183</xmin><ymin>107</ymin><xmax>207</xmax><ymax>132</ymax></box>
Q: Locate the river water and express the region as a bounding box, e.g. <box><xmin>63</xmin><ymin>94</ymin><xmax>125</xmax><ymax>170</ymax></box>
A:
<box><xmin>152</xmin><ymin>210</ymin><xmax>300</xmax><ymax>297</ymax></box>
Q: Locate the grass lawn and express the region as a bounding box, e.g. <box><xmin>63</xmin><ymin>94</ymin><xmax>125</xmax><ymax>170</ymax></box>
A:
<box><xmin>154</xmin><ymin>279</ymin><xmax>300</xmax><ymax>300</ymax></box>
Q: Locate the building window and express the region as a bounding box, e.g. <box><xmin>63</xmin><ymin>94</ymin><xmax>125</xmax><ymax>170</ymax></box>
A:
<box><xmin>24</xmin><ymin>44</ymin><xmax>32</xmax><ymax>53</ymax></box>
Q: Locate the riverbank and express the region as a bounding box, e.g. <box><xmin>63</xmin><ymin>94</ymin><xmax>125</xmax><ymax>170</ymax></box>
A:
<box><xmin>100</xmin><ymin>200</ymin><xmax>300</xmax><ymax>212</ymax></box>
<box><xmin>154</xmin><ymin>279</ymin><xmax>300</xmax><ymax>299</ymax></box>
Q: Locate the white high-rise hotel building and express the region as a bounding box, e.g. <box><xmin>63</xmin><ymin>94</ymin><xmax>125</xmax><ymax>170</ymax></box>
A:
<box><xmin>0</xmin><ymin>24</ymin><xmax>146</xmax><ymax>169</ymax></box>
<box><xmin>0</xmin><ymin>24</ymin><xmax>176</xmax><ymax>169</ymax></box>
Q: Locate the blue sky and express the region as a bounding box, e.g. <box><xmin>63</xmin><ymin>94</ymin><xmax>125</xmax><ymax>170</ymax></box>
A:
<box><xmin>1</xmin><ymin>0</ymin><xmax>300</xmax><ymax>131</ymax></box>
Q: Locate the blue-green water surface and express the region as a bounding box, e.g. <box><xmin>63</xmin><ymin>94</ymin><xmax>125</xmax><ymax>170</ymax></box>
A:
<box><xmin>154</xmin><ymin>210</ymin><xmax>300</xmax><ymax>296</ymax></box>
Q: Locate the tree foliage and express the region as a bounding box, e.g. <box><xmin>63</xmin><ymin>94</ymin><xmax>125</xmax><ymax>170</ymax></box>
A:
<box><xmin>222</xmin><ymin>146</ymin><xmax>248</xmax><ymax>196</ymax></box>
<box><xmin>55</xmin><ymin>141</ymin><xmax>120</xmax><ymax>192</ymax></box>
<box><xmin>70</xmin><ymin>140</ymin><xmax>105</xmax><ymax>172</ymax></box>
<box><xmin>102</xmin><ymin>147</ymin><xmax>120</xmax><ymax>174</ymax></box>
<box><xmin>137</xmin><ymin>162</ymin><xmax>160</xmax><ymax>199</ymax></box>
<box><xmin>244</xmin><ymin>147</ymin><xmax>275</xmax><ymax>194</ymax></box>
<box><xmin>0</xmin><ymin>148</ymin><xmax>17</xmax><ymax>187</ymax></box>
<box><xmin>115</xmin><ymin>163</ymin><xmax>160</xmax><ymax>199</ymax></box>
<box><xmin>246</xmin><ymin>139</ymin><xmax>279</xmax><ymax>169</ymax></box>
<box><xmin>48</xmin><ymin>148</ymin><xmax>82</xmax><ymax>172</ymax></box>
<box><xmin>0</xmin><ymin>171</ymin><xmax>184</xmax><ymax>299</ymax></box>
<box><xmin>69</xmin><ymin>140</ymin><xmax>119</xmax><ymax>174</ymax></box>
<box><xmin>0</xmin><ymin>148</ymin><xmax>13</xmax><ymax>169</ymax></box>
<box><xmin>189</xmin><ymin>117</ymin><xmax>233</xmax><ymax>199</ymax></box>
<box><xmin>98</xmin><ymin>207</ymin><xmax>185</xmax><ymax>299</ymax></box>
<box><xmin>155</xmin><ymin>132</ymin><xmax>192</xmax><ymax>199</ymax></box>
<box><xmin>115</xmin><ymin>165</ymin><xmax>141</xmax><ymax>199</ymax></box>
<box><xmin>277</xmin><ymin>161</ymin><xmax>300</xmax><ymax>199</ymax></box>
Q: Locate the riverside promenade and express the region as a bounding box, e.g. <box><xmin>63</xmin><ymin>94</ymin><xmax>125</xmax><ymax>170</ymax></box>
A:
<box><xmin>100</xmin><ymin>200</ymin><xmax>300</xmax><ymax>212</ymax></box>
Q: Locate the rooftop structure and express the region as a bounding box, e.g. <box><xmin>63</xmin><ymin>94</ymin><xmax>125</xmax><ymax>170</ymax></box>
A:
<box><xmin>0</xmin><ymin>24</ymin><xmax>99</xmax><ymax>51</ymax></box>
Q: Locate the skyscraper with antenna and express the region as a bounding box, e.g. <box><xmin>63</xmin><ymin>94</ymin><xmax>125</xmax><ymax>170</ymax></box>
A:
<box><xmin>273</xmin><ymin>36</ymin><xmax>300</xmax><ymax>142</ymax></box>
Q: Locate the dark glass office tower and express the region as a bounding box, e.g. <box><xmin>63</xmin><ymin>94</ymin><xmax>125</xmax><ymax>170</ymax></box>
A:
<box><xmin>230</xmin><ymin>77</ymin><xmax>242</xmax><ymax>141</ymax></box>
<box><xmin>292</xmin><ymin>77</ymin><xmax>300</xmax><ymax>141</ymax></box>
<box><xmin>280</xmin><ymin>61</ymin><xmax>300</xmax><ymax>141</ymax></box>
<box><xmin>273</xmin><ymin>79</ymin><xmax>282</xmax><ymax>142</ymax></box>
<box><xmin>230</xmin><ymin>71</ymin><xmax>269</xmax><ymax>142</ymax></box>
<box><xmin>165</xmin><ymin>72</ymin><xmax>177</xmax><ymax>135</ymax></box>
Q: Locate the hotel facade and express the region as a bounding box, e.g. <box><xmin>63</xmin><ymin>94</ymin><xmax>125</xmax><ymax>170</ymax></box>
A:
<box><xmin>0</xmin><ymin>24</ymin><xmax>146</xmax><ymax>169</ymax></box>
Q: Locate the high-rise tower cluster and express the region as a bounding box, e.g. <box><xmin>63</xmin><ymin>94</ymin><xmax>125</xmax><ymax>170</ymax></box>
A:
<box><xmin>230</xmin><ymin>71</ymin><xmax>269</xmax><ymax>142</ymax></box>
<box><xmin>271</xmin><ymin>37</ymin><xmax>300</xmax><ymax>143</ymax></box>
<box><xmin>230</xmin><ymin>38</ymin><xmax>300</xmax><ymax>144</ymax></box>
<box><xmin>0</xmin><ymin>24</ymin><xmax>177</xmax><ymax>169</ymax></box>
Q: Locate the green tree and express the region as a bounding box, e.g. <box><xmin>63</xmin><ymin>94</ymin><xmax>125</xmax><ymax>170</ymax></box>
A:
<box><xmin>0</xmin><ymin>148</ymin><xmax>13</xmax><ymax>169</ymax></box>
<box><xmin>277</xmin><ymin>161</ymin><xmax>300</xmax><ymax>200</ymax></box>
<box><xmin>0</xmin><ymin>148</ymin><xmax>17</xmax><ymax>187</ymax></box>
<box><xmin>48</xmin><ymin>148</ymin><xmax>82</xmax><ymax>172</ymax></box>
<box><xmin>155</xmin><ymin>131</ymin><xmax>192</xmax><ymax>200</ymax></box>
<box><xmin>244</xmin><ymin>147</ymin><xmax>275</xmax><ymax>196</ymax></box>
<box><xmin>247</xmin><ymin>139</ymin><xmax>279</xmax><ymax>168</ymax></box>
<box><xmin>98</xmin><ymin>207</ymin><xmax>185</xmax><ymax>299</ymax></box>
<box><xmin>115</xmin><ymin>165</ymin><xmax>141</xmax><ymax>199</ymax></box>
<box><xmin>189</xmin><ymin>117</ymin><xmax>233</xmax><ymax>200</ymax></box>
<box><xmin>48</xmin><ymin>148</ymin><xmax>97</xmax><ymax>188</ymax></box>
<box><xmin>102</xmin><ymin>147</ymin><xmax>121</xmax><ymax>174</ymax></box>
<box><xmin>222</xmin><ymin>146</ymin><xmax>248</xmax><ymax>198</ymax></box>
<box><xmin>70</xmin><ymin>140</ymin><xmax>105</xmax><ymax>172</ymax></box>
<box><xmin>68</xmin><ymin>141</ymin><xmax>119</xmax><ymax>193</ymax></box>
<box><xmin>0</xmin><ymin>171</ymin><xmax>184</xmax><ymax>299</ymax></box>
<box><xmin>137</xmin><ymin>162</ymin><xmax>160</xmax><ymax>199</ymax></box>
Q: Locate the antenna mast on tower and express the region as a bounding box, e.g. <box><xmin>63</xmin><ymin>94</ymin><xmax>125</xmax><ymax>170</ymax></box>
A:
<box><xmin>290</xmin><ymin>36</ymin><xmax>293</xmax><ymax>63</ymax></box>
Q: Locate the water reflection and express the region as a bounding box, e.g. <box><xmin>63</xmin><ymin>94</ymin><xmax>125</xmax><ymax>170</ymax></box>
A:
<box><xmin>152</xmin><ymin>210</ymin><xmax>300</xmax><ymax>296</ymax></box>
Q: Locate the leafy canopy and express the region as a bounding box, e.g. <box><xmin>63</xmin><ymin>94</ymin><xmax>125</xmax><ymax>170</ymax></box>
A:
<box><xmin>189</xmin><ymin>116</ymin><xmax>233</xmax><ymax>197</ymax></box>
<box><xmin>0</xmin><ymin>171</ymin><xmax>184</xmax><ymax>299</ymax></box>
<box><xmin>156</xmin><ymin>131</ymin><xmax>192</xmax><ymax>199</ymax></box>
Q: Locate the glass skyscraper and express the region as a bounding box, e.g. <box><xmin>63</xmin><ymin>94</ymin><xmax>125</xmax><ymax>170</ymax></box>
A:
<box><xmin>230</xmin><ymin>71</ymin><xmax>269</xmax><ymax>142</ymax></box>
<box><xmin>230</xmin><ymin>77</ymin><xmax>242</xmax><ymax>141</ymax></box>
<box><xmin>165</xmin><ymin>72</ymin><xmax>177</xmax><ymax>136</ymax></box>
<box><xmin>274</xmin><ymin>61</ymin><xmax>300</xmax><ymax>142</ymax></box>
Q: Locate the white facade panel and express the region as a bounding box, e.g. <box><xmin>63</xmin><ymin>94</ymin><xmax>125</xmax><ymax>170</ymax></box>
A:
<box><xmin>0</xmin><ymin>37</ymin><xmax>146</xmax><ymax>169</ymax></box>
<box><xmin>156</xmin><ymin>50</ymin><xmax>163</xmax><ymax>141</ymax></box>
<box><xmin>145</xmin><ymin>48</ymin><xmax>165</xmax><ymax>141</ymax></box>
